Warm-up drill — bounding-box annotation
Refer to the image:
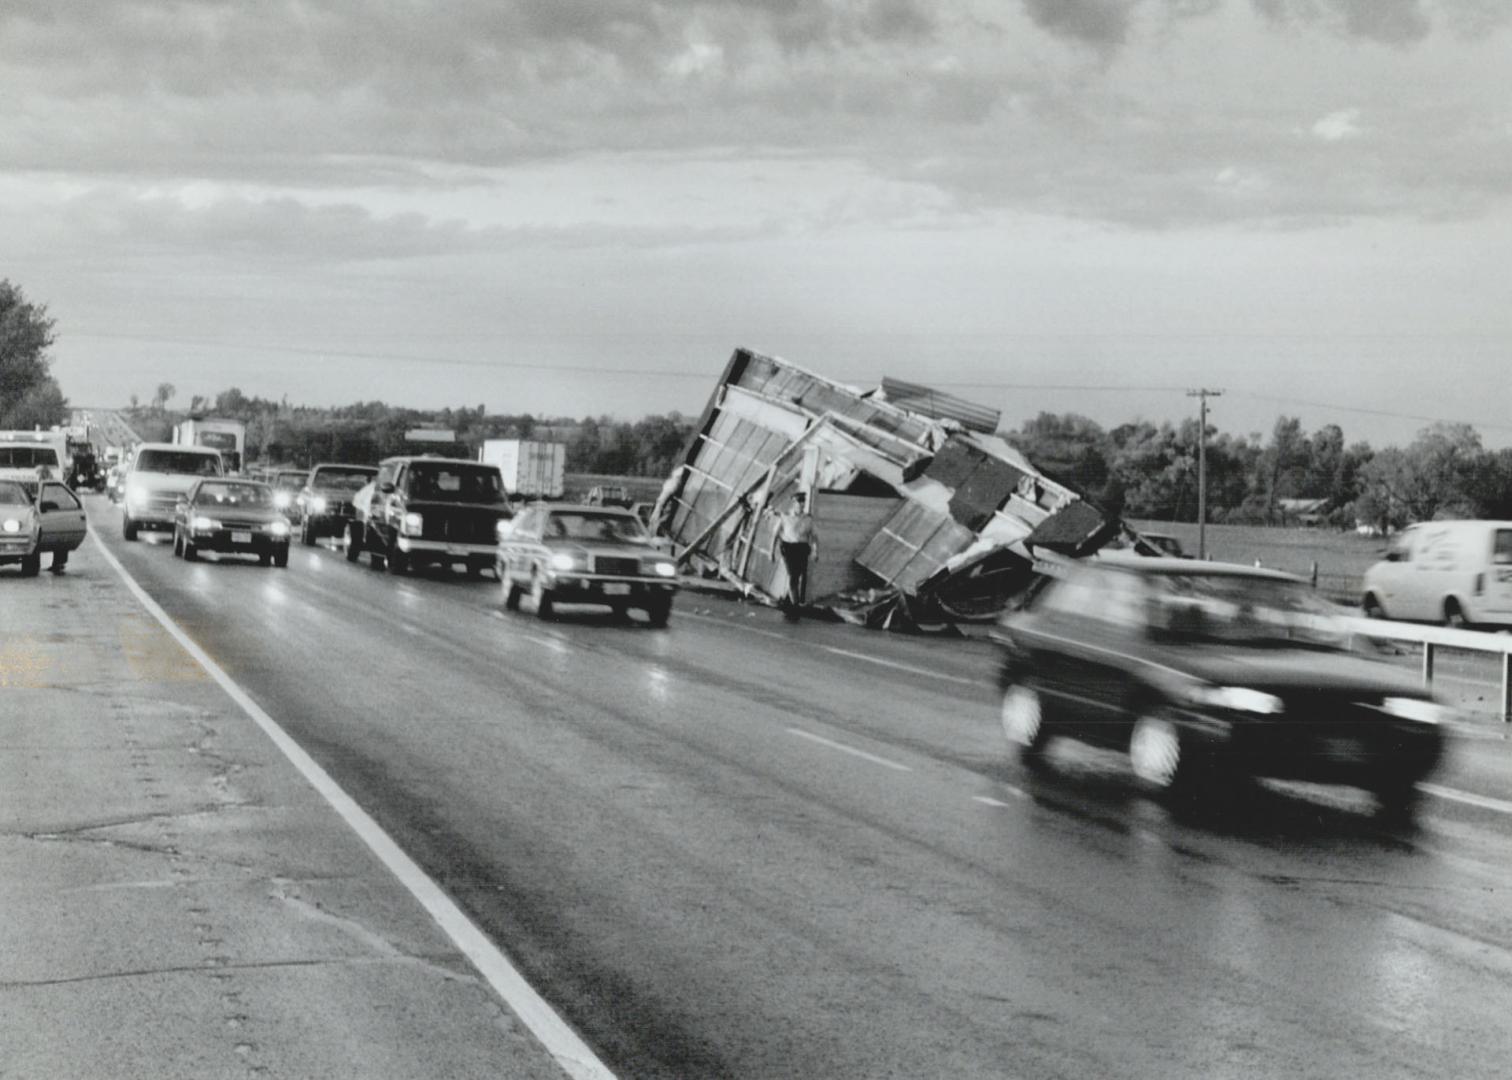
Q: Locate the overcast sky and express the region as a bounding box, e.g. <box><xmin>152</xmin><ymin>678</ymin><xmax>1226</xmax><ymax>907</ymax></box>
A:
<box><xmin>5</xmin><ymin>0</ymin><xmax>1510</xmax><ymax>446</ymax></box>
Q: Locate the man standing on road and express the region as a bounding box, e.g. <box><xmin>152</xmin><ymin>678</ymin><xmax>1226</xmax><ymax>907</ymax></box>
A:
<box><xmin>771</xmin><ymin>492</ymin><xmax>817</xmax><ymax>621</ymax></box>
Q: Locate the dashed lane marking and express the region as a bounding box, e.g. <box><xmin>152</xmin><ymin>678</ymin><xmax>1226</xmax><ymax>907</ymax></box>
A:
<box><xmin>787</xmin><ymin>727</ymin><xmax>912</xmax><ymax>772</ymax></box>
<box><xmin>89</xmin><ymin>526</ymin><xmax>619</xmax><ymax>1080</ymax></box>
<box><xmin>1420</xmin><ymin>783</ymin><xmax>1512</xmax><ymax>816</ymax></box>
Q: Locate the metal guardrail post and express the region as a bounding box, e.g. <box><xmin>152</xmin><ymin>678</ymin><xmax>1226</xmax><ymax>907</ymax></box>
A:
<box><xmin>1421</xmin><ymin>642</ymin><xmax>1435</xmax><ymax>688</ymax></box>
<box><xmin>1502</xmin><ymin>653</ymin><xmax>1511</xmax><ymax>724</ymax></box>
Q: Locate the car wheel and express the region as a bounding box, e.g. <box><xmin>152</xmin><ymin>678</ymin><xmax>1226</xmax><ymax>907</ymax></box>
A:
<box><xmin>645</xmin><ymin>595</ymin><xmax>672</xmax><ymax>628</ymax></box>
<box><xmin>1374</xmin><ymin>776</ymin><xmax>1422</xmax><ymax>823</ymax></box>
<box><xmin>20</xmin><ymin>552</ymin><xmax>41</xmax><ymax>577</ymax></box>
<box><xmin>1362</xmin><ymin>593</ymin><xmax>1385</xmax><ymax>620</ymax></box>
<box><xmin>259</xmin><ymin>552</ymin><xmax>272</xmax><ymax>566</ymax></box>
<box><xmin>1443</xmin><ymin>598</ymin><xmax>1470</xmax><ymax>630</ymax></box>
<box><xmin>343</xmin><ymin>523</ymin><xmax>362</xmax><ymax>562</ymax></box>
<box><xmin>273</xmin><ymin>546</ymin><xmax>289</xmax><ymax>568</ymax></box>
<box><xmin>1000</xmin><ymin>683</ymin><xmax>1051</xmax><ymax>762</ymax></box>
<box><xmin>532</xmin><ymin>576</ymin><xmax>555</xmax><ymax>620</ymax></box>
<box><xmin>122</xmin><ymin>514</ymin><xmax>138</xmax><ymax>541</ymax></box>
<box><xmin>301</xmin><ymin>520</ymin><xmax>316</xmax><ymax>547</ymax></box>
<box><xmin>1129</xmin><ymin>710</ymin><xmax>1188</xmax><ymax>793</ymax></box>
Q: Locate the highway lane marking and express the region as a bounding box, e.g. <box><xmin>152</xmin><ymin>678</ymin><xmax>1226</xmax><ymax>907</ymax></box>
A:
<box><xmin>89</xmin><ymin>526</ymin><xmax>619</xmax><ymax>1080</ymax></box>
<box><xmin>1420</xmin><ymin>783</ymin><xmax>1512</xmax><ymax>816</ymax></box>
<box><xmin>787</xmin><ymin>727</ymin><xmax>913</xmax><ymax>772</ymax></box>
<box><xmin>973</xmin><ymin>790</ymin><xmax>1028</xmax><ymax>807</ymax></box>
<box><xmin>681</xmin><ymin>611</ymin><xmax>978</xmax><ymax>686</ymax></box>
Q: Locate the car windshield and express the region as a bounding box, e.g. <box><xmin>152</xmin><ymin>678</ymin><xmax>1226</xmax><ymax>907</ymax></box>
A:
<box><xmin>196</xmin><ymin>482</ymin><xmax>274</xmax><ymax>507</ymax></box>
<box><xmin>0</xmin><ymin>480</ymin><xmax>30</xmax><ymax>505</ymax></box>
<box><xmin>137</xmin><ymin>449</ymin><xmax>222</xmax><ymax>476</ymax></box>
<box><xmin>1150</xmin><ymin>572</ymin><xmax>1346</xmax><ymax>649</ymax></box>
<box><xmin>312</xmin><ymin>467</ymin><xmax>376</xmax><ymax>491</ymax></box>
<box><xmin>547</xmin><ymin>511</ymin><xmax>647</xmax><ymax>542</ymax></box>
<box><xmin>408</xmin><ymin>463</ymin><xmax>505</xmax><ymax>503</ymax></box>
<box><xmin>0</xmin><ymin>446</ymin><xmax>60</xmax><ymax>468</ymax></box>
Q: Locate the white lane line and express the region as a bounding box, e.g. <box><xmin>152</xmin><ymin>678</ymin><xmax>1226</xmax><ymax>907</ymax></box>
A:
<box><xmin>1420</xmin><ymin>783</ymin><xmax>1512</xmax><ymax>816</ymax></box>
<box><xmin>89</xmin><ymin>527</ymin><xmax>617</xmax><ymax>1080</ymax></box>
<box><xmin>819</xmin><ymin>645</ymin><xmax>976</xmax><ymax>686</ymax></box>
<box><xmin>787</xmin><ymin>727</ymin><xmax>912</xmax><ymax>772</ymax></box>
<box><xmin>680</xmin><ymin>610</ymin><xmax>790</xmax><ymax>642</ymax></box>
<box><xmin>485</xmin><ymin>610</ymin><xmax>568</xmax><ymax>650</ymax></box>
<box><xmin>973</xmin><ymin>788</ymin><xmax>1028</xmax><ymax>807</ymax></box>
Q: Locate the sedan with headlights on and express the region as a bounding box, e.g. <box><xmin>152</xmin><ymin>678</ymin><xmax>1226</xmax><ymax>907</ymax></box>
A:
<box><xmin>994</xmin><ymin>554</ymin><xmax>1449</xmax><ymax>818</ymax></box>
<box><xmin>172</xmin><ymin>478</ymin><xmax>292</xmax><ymax>567</ymax></box>
<box><xmin>497</xmin><ymin>504</ymin><xmax>679</xmax><ymax>625</ymax></box>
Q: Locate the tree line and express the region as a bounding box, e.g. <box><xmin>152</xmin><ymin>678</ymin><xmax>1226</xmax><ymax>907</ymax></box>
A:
<box><xmin>1006</xmin><ymin>412</ymin><xmax>1512</xmax><ymax>530</ymax></box>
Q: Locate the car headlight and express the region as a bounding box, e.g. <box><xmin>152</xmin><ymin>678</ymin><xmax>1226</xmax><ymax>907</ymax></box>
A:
<box><xmin>273</xmin><ymin>491</ymin><xmax>291</xmax><ymax>509</ymax></box>
<box><xmin>549</xmin><ymin>552</ymin><xmax>581</xmax><ymax>571</ymax></box>
<box><xmin>1188</xmin><ymin>685</ymin><xmax>1285</xmax><ymax>715</ymax></box>
<box><xmin>126</xmin><ymin>486</ymin><xmax>148</xmax><ymax>509</ymax></box>
<box><xmin>191</xmin><ymin>515</ymin><xmax>219</xmax><ymax>531</ymax></box>
<box><xmin>402</xmin><ymin>512</ymin><xmax>424</xmax><ymax>536</ymax></box>
<box><xmin>270</xmin><ymin>520</ymin><xmax>290</xmax><ymax>537</ymax></box>
<box><xmin>1</xmin><ymin>518</ymin><xmax>20</xmax><ymax>534</ymax></box>
<box><xmin>1380</xmin><ymin>697</ymin><xmax>1452</xmax><ymax>725</ymax></box>
<box><xmin>649</xmin><ymin>560</ymin><xmax>677</xmax><ymax>578</ymax></box>
<box><xmin>309</xmin><ymin>496</ymin><xmax>327</xmax><ymax>513</ymax></box>
<box><xmin>496</xmin><ymin>519</ymin><xmax>513</xmax><ymax>540</ymax></box>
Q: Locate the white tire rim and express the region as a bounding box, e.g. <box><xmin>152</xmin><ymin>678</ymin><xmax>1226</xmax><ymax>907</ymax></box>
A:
<box><xmin>1001</xmin><ymin>685</ymin><xmax>1043</xmax><ymax>748</ymax></box>
<box><xmin>1129</xmin><ymin>717</ymin><xmax>1181</xmax><ymax>788</ymax></box>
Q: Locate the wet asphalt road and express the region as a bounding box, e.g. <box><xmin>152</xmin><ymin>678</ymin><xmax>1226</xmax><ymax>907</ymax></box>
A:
<box><xmin>87</xmin><ymin>499</ymin><xmax>1512</xmax><ymax>1080</ymax></box>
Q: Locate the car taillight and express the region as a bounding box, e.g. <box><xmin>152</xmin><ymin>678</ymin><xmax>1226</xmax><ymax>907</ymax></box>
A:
<box><xmin>1474</xmin><ymin>573</ymin><xmax>1485</xmax><ymax>596</ymax></box>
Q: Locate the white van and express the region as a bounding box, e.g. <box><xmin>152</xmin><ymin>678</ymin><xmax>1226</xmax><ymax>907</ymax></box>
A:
<box><xmin>121</xmin><ymin>442</ymin><xmax>223</xmax><ymax>540</ymax></box>
<box><xmin>1361</xmin><ymin>520</ymin><xmax>1512</xmax><ymax>627</ymax></box>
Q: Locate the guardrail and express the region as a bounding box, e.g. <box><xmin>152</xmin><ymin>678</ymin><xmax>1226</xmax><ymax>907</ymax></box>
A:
<box><xmin>1341</xmin><ymin>616</ymin><xmax>1512</xmax><ymax>723</ymax></box>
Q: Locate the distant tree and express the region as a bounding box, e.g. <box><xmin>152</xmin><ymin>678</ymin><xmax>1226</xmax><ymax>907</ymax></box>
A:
<box><xmin>1356</xmin><ymin>422</ymin><xmax>1482</xmax><ymax>529</ymax></box>
<box><xmin>0</xmin><ymin>278</ymin><xmax>67</xmax><ymax>429</ymax></box>
<box><xmin>153</xmin><ymin>382</ymin><xmax>176</xmax><ymax>413</ymax></box>
<box><xmin>129</xmin><ymin>392</ymin><xmax>140</xmax><ymax>409</ymax></box>
<box><xmin>1006</xmin><ymin>413</ymin><xmax>1110</xmax><ymax>495</ymax></box>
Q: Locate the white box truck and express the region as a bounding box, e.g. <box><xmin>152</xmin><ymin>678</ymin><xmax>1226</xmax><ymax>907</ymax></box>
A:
<box><xmin>173</xmin><ymin>417</ymin><xmax>246</xmax><ymax>473</ymax></box>
<box><xmin>478</xmin><ymin>439</ymin><xmax>565</xmax><ymax>499</ymax></box>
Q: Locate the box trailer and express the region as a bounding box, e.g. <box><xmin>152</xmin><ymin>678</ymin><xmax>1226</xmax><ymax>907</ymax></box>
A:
<box><xmin>173</xmin><ymin>417</ymin><xmax>246</xmax><ymax>473</ymax></box>
<box><xmin>478</xmin><ymin>439</ymin><xmax>565</xmax><ymax>499</ymax></box>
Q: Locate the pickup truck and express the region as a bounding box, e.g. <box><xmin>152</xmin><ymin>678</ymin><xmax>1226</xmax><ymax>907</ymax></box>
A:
<box><xmin>343</xmin><ymin>455</ymin><xmax>511</xmax><ymax>577</ymax></box>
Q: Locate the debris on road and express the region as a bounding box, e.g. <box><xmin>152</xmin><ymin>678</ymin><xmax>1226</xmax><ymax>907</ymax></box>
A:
<box><xmin>655</xmin><ymin>348</ymin><xmax>1120</xmax><ymax>630</ymax></box>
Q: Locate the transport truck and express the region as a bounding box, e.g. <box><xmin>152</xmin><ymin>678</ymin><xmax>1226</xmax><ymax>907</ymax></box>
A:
<box><xmin>173</xmin><ymin>417</ymin><xmax>246</xmax><ymax>473</ymax></box>
<box><xmin>0</xmin><ymin>429</ymin><xmax>69</xmax><ymax>496</ymax></box>
<box><xmin>477</xmin><ymin>439</ymin><xmax>565</xmax><ymax>500</ymax></box>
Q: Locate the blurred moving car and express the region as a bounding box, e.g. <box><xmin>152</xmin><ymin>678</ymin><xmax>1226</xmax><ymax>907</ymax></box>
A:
<box><xmin>344</xmin><ymin>455</ymin><xmax>511</xmax><ymax>577</ymax></box>
<box><xmin>171</xmin><ymin>478</ymin><xmax>291</xmax><ymax>566</ymax></box>
<box><xmin>121</xmin><ymin>443</ymin><xmax>224</xmax><ymax>539</ymax></box>
<box><xmin>269</xmin><ymin>469</ymin><xmax>310</xmax><ymax>515</ymax></box>
<box><xmin>0</xmin><ymin>479</ymin><xmax>87</xmax><ymax>576</ymax></box>
<box><xmin>294</xmin><ymin>463</ymin><xmax>378</xmax><ymax>546</ymax></box>
<box><xmin>1362</xmin><ymin>520</ymin><xmax>1512</xmax><ymax>628</ymax></box>
<box><xmin>497</xmin><ymin>504</ymin><xmax>678</xmax><ymax>625</ymax></box>
<box><xmin>994</xmin><ymin>554</ymin><xmax>1448</xmax><ymax>817</ymax></box>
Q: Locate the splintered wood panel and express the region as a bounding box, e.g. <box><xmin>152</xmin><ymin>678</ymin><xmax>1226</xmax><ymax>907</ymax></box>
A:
<box><xmin>808</xmin><ymin>493</ymin><xmax>902</xmax><ymax>600</ymax></box>
<box><xmin>856</xmin><ymin>500</ymin><xmax>977</xmax><ymax>592</ymax></box>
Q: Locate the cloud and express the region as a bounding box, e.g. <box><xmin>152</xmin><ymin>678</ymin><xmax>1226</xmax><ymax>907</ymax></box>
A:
<box><xmin>1250</xmin><ymin>0</ymin><xmax>1432</xmax><ymax>44</ymax></box>
<box><xmin>1311</xmin><ymin>107</ymin><xmax>1363</xmax><ymax>141</ymax></box>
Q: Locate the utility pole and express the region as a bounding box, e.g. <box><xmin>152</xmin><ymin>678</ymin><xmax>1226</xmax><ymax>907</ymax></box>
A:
<box><xmin>1186</xmin><ymin>388</ymin><xmax>1223</xmax><ymax>560</ymax></box>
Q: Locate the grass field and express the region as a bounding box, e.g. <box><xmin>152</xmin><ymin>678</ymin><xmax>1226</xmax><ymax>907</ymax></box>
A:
<box><xmin>1127</xmin><ymin>519</ymin><xmax>1385</xmax><ymax>603</ymax></box>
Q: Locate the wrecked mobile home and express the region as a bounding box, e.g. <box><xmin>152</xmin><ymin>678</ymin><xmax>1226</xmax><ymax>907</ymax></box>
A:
<box><xmin>656</xmin><ymin>348</ymin><xmax>1121</xmax><ymax>630</ymax></box>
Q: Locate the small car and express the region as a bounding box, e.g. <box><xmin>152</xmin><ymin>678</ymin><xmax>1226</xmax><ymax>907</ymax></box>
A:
<box><xmin>497</xmin><ymin>504</ymin><xmax>678</xmax><ymax>625</ymax></box>
<box><xmin>0</xmin><ymin>479</ymin><xmax>87</xmax><ymax>576</ymax></box>
<box><xmin>269</xmin><ymin>469</ymin><xmax>310</xmax><ymax>516</ymax></box>
<box><xmin>994</xmin><ymin>554</ymin><xmax>1448</xmax><ymax>817</ymax></box>
<box><xmin>171</xmin><ymin>478</ymin><xmax>292</xmax><ymax>566</ymax></box>
<box><xmin>294</xmin><ymin>463</ymin><xmax>378</xmax><ymax>545</ymax></box>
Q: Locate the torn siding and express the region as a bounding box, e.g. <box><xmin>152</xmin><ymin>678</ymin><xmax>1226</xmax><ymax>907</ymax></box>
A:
<box><xmin>658</xmin><ymin>347</ymin><xmax>1120</xmax><ymax>627</ymax></box>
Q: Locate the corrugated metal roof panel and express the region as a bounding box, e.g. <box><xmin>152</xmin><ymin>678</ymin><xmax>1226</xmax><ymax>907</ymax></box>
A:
<box><xmin>855</xmin><ymin>500</ymin><xmax>978</xmax><ymax>593</ymax></box>
<box><xmin>880</xmin><ymin>376</ymin><xmax>1001</xmax><ymax>434</ymax></box>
